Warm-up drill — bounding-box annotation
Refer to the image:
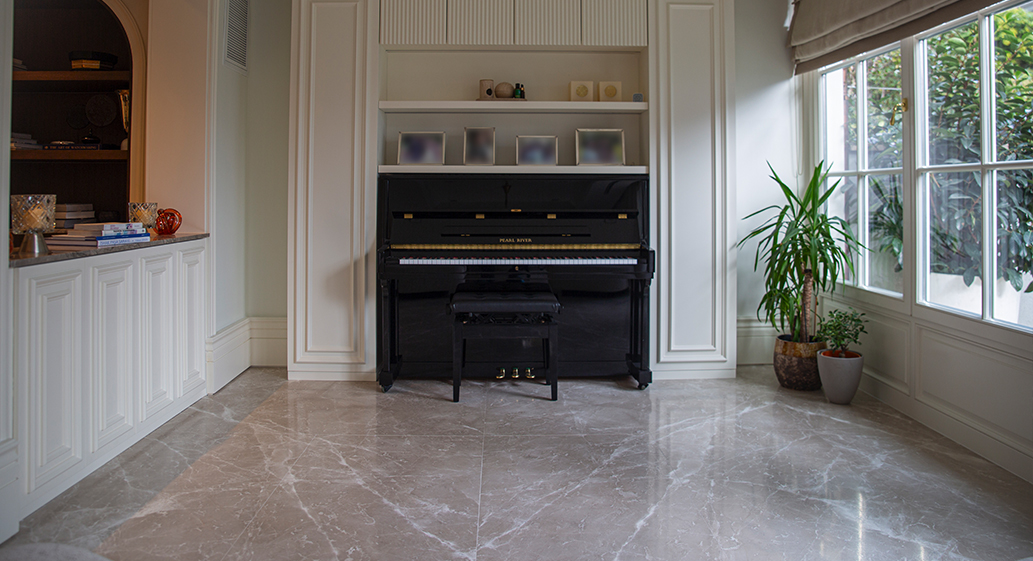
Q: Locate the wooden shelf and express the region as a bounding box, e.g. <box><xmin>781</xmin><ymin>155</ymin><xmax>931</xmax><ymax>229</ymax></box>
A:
<box><xmin>11</xmin><ymin>150</ymin><xmax>128</xmax><ymax>161</ymax></box>
<box><xmin>379</xmin><ymin>100</ymin><xmax>648</xmax><ymax>114</ymax></box>
<box><xmin>12</xmin><ymin>71</ymin><xmax>131</xmax><ymax>92</ymax></box>
<box><xmin>378</xmin><ymin>165</ymin><xmax>648</xmax><ymax>174</ymax></box>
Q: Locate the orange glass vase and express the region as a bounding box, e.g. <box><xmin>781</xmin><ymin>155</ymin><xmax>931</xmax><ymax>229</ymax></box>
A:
<box><xmin>155</xmin><ymin>208</ymin><xmax>182</xmax><ymax>235</ymax></box>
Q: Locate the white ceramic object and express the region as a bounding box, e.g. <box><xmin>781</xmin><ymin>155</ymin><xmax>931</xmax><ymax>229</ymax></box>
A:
<box><xmin>817</xmin><ymin>350</ymin><xmax>864</xmax><ymax>405</ymax></box>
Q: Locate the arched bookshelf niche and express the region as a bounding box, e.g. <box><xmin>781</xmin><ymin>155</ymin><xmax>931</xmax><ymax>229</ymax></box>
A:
<box><xmin>10</xmin><ymin>0</ymin><xmax>142</xmax><ymax>222</ymax></box>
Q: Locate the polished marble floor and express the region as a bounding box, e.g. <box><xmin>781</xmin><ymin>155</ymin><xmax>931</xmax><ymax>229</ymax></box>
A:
<box><xmin>3</xmin><ymin>366</ymin><xmax>1033</xmax><ymax>560</ymax></box>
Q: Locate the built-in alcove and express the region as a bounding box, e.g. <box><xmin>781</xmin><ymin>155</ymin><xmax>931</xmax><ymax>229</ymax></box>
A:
<box><xmin>10</xmin><ymin>0</ymin><xmax>133</xmax><ymax>222</ymax></box>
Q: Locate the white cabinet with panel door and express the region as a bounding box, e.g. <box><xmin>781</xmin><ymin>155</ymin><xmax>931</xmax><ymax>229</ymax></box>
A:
<box><xmin>13</xmin><ymin>238</ymin><xmax>208</xmax><ymax>517</ymax></box>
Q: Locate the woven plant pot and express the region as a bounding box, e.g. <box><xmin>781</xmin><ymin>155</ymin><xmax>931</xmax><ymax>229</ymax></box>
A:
<box><xmin>773</xmin><ymin>335</ymin><xmax>826</xmax><ymax>391</ymax></box>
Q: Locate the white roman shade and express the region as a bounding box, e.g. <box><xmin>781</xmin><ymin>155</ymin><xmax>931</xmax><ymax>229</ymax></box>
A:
<box><xmin>791</xmin><ymin>0</ymin><xmax>1001</xmax><ymax>73</ymax></box>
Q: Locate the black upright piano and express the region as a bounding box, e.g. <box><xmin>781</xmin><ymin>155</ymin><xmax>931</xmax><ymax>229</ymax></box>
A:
<box><xmin>376</xmin><ymin>173</ymin><xmax>655</xmax><ymax>391</ymax></box>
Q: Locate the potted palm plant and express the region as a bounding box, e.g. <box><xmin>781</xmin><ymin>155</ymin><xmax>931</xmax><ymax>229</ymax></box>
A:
<box><xmin>738</xmin><ymin>162</ymin><xmax>860</xmax><ymax>390</ymax></box>
<box><xmin>816</xmin><ymin>308</ymin><xmax>868</xmax><ymax>404</ymax></box>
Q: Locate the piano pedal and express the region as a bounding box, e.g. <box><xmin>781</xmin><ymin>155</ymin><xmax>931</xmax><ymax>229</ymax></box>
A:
<box><xmin>524</xmin><ymin>367</ymin><xmax>535</xmax><ymax>379</ymax></box>
<box><xmin>510</xmin><ymin>367</ymin><xmax>520</xmax><ymax>379</ymax></box>
<box><xmin>496</xmin><ymin>367</ymin><xmax>507</xmax><ymax>380</ymax></box>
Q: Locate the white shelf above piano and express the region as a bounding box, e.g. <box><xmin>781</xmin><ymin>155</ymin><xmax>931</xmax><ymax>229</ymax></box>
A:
<box><xmin>379</xmin><ymin>101</ymin><xmax>648</xmax><ymax>114</ymax></box>
<box><xmin>378</xmin><ymin>165</ymin><xmax>649</xmax><ymax>174</ymax></box>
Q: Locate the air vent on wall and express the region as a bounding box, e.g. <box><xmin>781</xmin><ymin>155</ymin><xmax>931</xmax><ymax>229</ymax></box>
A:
<box><xmin>225</xmin><ymin>0</ymin><xmax>249</xmax><ymax>73</ymax></box>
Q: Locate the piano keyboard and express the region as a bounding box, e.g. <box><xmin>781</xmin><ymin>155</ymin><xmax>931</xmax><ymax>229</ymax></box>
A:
<box><xmin>398</xmin><ymin>257</ymin><xmax>639</xmax><ymax>265</ymax></box>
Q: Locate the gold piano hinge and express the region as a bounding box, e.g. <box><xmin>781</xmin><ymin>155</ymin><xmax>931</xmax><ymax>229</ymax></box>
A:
<box><xmin>403</xmin><ymin>213</ymin><xmax>413</xmax><ymax>219</ymax></box>
<box><xmin>475</xmin><ymin>214</ymin><xmax>485</xmax><ymax>219</ymax></box>
<box><xmin>510</xmin><ymin>209</ymin><xmax>522</xmax><ymax>212</ymax></box>
<box><xmin>618</xmin><ymin>213</ymin><xmax>628</xmax><ymax>219</ymax></box>
<box><xmin>392</xmin><ymin>243</ymin><xmax>640</xmax><ymax>251</ymax></box>
<box><xmin>547</xmin><ymin>214</ymin><xmax>557</xmax><ymax>219</ymax></box>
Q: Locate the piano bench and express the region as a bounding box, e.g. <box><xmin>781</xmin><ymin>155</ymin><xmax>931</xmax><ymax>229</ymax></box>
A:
<box><xmin>450</xmin><ymin>291</ymin><xmax>560</xmax><ymax>403</ymax></box>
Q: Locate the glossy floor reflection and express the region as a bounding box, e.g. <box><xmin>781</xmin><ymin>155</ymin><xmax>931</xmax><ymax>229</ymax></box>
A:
<box><xmin>9</xmin><ymin>366</ymin><xmax>1033</xmax><ymax>560</ymax></box>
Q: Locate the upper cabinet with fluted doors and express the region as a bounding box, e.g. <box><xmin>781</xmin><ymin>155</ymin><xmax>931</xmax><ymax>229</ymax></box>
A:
<box><xmin>380</xmin><ymin>0</ymin><xmax>646</xmax><ymax>46</ymax></box>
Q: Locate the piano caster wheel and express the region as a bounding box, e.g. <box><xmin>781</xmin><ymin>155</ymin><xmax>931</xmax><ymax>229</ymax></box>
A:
<box><xmin>511</xmin><ymin>367</ymin><xmax>520</xmax><ymax>380</ymax></box>
<box><xmin>524</xmin><ymin>368</ymin><xmax>535</xmax><ymax>379</ymax></box>
<box><xmin>637</xmin><ymin>383</ymin><xmax>649</xmax><ymax>390</ymax></box>
<box><xmin>496</xmin><ymin>368</ymin><xmax>507</xmax><ymax>380</ymax></box>
<box><xmin>381</xmin><ymin>384</ymin><xmax>393</xmax><ymax>393</ymax></box>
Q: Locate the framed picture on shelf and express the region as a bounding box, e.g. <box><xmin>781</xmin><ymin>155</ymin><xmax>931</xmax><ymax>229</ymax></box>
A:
<box><xmin>576</xmin><ymin>129</ymin><xmax>625</xmax><ymax>165</ymax></box>
<box><xmin>516</xmin><ymin>135</ymin><xmax>557</xmax><ymax>166</ymax></box>
<box><xmin>464</xmin><ymin>127</ymin><xmax>495</xmax><ymax>165</ymax></box>
<box><xmin>398</xmin><ymin>131</ymin><xmax>446</xmax><ymax>165</ymax></box>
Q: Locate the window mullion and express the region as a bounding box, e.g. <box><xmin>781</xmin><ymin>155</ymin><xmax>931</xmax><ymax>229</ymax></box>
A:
<box><xmin>901</xmin><ymin>37</ymin><xmax>917</xmax><ymax>313</ymax></box>
<box><xmin>980</xmin><ymin>13</ymin><xmax>995</xmax><ymax>320</ymax></box>
<box><xmin>857</xmin><ymin>61</ymin><xmax>869</xmax><ymax>288</ymax></box>
<box><xmin>912</xmin><ymin>35</ymin><xmax>931</xmax><ymax>307</ymax></box>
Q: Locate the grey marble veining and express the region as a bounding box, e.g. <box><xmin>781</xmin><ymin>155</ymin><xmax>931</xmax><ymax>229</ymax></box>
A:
<box><xmin>7</xmin><ymin>366</ymin><xmax>1033</xmax><ymax>560</ymax></box>
<box><xmin>0</xmin><ymin>367</ymin><xmax>287</xmax><ymax>552</ymax></box>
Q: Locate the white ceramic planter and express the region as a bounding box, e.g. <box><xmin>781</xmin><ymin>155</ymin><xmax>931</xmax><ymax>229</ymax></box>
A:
<box><xmin>817</xmin><ymin>350</ymin><xmax>864</xmax><ymax>405</ymax></box>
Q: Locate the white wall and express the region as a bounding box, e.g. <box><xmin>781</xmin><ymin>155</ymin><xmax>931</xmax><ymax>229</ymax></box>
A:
<box><xmin>211</xmin><ymin>0</ymin><xmax>248</xmax><ymax>332</ymax></box>
<box><xmin>733</xmin><ymin>0</ymin><xmax>795</xmax><ymax>363</ymax></box>
<box><xmin>145</xmin><ymin>0</ymin><xmax>209</xmax><ymax>232</ymax></box>
<box><xmin>245</xmin><ymin>0</ymin><xmax>290</xmax><ymax>319</ymax></box>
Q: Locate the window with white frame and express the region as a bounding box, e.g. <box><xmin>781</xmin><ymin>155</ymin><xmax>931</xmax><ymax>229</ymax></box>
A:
<box><xmin>823</xmin><ymin>47</ymin><xmax>905</xmax><ymax>297</ymax></box>
<box><xmin>819</xmin><ymin>0</ymin><xmax>1033</xmax><ymax>331</ymax></box>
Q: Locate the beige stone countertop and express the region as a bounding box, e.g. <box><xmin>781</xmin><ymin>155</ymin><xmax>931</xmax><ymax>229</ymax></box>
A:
<box><xmin>9</xmin><ymin>233</ymin><xmax>209</xmax><ymax>268</ymax></box>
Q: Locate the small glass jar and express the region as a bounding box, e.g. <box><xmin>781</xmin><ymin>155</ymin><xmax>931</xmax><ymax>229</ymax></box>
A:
<box><xmin>128</xmin><ymin>202</ymin><xmax>158</xmax><ymax>229</ymax></box>
<box><xmin>11</xmin><ymin>194</ymin><xmax>56</xmax><ymax>256</ymax></box>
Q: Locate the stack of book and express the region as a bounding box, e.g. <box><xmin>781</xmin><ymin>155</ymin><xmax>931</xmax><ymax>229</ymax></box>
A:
<box><xmin>47</xmin><ymin>222</ymin><xmax>148</xmax><ymax>249</ymax></box>
<box><xmin>13</xmin><ymin>58</ymin><xmax>27</xmax><ymax>71</ymax></box>
<box><xmin>10</xmin><ymin>133</ymin><xmax>40</xmax><ymax>150</ymax></box>
<box><xmin>69</xmin><ymin>51</ymin><xmax>117</xmax><ymax>71</ymax></box>
<box><xmin>54</xmin><ymin>204</ymin><xmax>96</xmax><ymax>228</ymax></box>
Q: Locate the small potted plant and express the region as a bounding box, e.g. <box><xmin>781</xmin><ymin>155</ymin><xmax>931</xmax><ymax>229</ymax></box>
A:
<box><xmin>815</xmin><ymin>308</ymin><xmax>868</xmax><ymax>404</ymax></box>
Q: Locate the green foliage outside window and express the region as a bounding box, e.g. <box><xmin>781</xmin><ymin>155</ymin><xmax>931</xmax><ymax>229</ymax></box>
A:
<box><xmin>855</xmin><ymin>9</ymin><xmax>1033</xmax><ymax>294</ymax></box>
<box><xmin>923</xmin><ymin>11</ymin><xmax>1033</xmax><ymax>292</ymax></box>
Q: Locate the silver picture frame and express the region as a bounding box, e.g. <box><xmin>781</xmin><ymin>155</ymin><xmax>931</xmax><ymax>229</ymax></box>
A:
<box><xmin>516</xmin><ymin>135</ymin><xmax>557</xmax><ymax>166</ymax></box>
<box><xmin>397</xmin><ymin>131</ymin><xmax>446</xmax><ymax>165</ymax></box>
<box><xmin>576</xmin><ymin>129</ymin><xmax>625</xmax><ymax>165</ymax></box>
<box><xmin>463</xmin><ymin>127</ymin><xmax>495</xmax><ymax>165</ymax></box>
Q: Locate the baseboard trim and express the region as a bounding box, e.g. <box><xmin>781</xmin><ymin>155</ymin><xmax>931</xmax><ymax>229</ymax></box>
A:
<box><xmin>206</xmin><ymin>318</ymin><xmax>251</xmax><ymax>393</ymax></box>
<box><xmin>737</xmin><ymin>317</ymin><xmax>777</xmax><ymax>365</ymax></box>
<box><xmin>250</xmin><ymin>317</ymin><xmax>288</xmax><ymax>367</ymax></box>
<box><xmin>651</xmin><ymin>368</ymin><xmax>737</xmax><ymax>380</ymax></box>
<box><xmin>206</xmin><ymin>317</ymin><xmax>288</xmax><ymax>393</ymax></box>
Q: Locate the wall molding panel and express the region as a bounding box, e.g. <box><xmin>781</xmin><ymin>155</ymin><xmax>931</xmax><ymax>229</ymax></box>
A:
<box><xmin>650</xmin><ymin>0</ymin><xmax>736</xmax><ymax>378</ymax></box>
<box><xmin>915</xmin><ymin>326</ymin><xmax>1032</xmax><ymax>459</ymax></box>
<box><xmin>288</xmin><ymin>0</ymin><xmax>377</xmax><ymax>379</ymax></box>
